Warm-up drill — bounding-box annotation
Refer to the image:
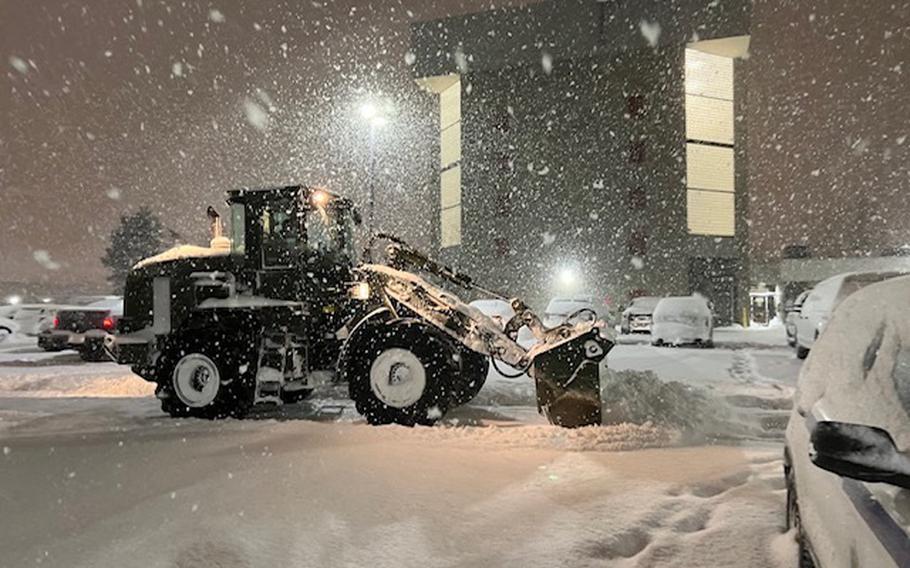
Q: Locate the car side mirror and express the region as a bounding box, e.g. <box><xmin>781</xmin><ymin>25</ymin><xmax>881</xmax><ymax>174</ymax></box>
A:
<box><xmin>810</xmin><ymin>421</ymin><xmax>910</xmax><ymax>489</ymax></box>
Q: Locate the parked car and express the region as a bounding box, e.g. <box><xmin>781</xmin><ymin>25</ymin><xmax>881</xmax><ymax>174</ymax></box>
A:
<box><xmin>620</xmin><ymin>296</ymin><xmax>661</xmax><ymax>334</ymax></box>
<box><xmin>468</xmin><ymin>299</ymin><xmax>514</xmax><ymax>329</ymax></box>
<box><xmin>794</xmin><ymin>271</ymin><xmax>906</xmax><ymax>359</ymax></box>
<box><xmin>542</xmin><ymin>296</ymin><xmax>602</xmax><ymax>328</ymax></box>
<box><xmin>469</xmin><ymin>298</ymin><xmax>537</xmax><ymax>347</ymax></box>
<box><xmin>8</xmin><ymin>304</ymin><xmax>60</xmax><ymax>336</ymax></box>
<box><xmin>650</xmin><ymin>296</ymin><xmax>713</xmax><ymax>347</ymax></box>
<box><xmin>0</xmin><ymin>317</ymin><xmax>20</xmax><ymax>343</ymax></box>
<box><xmin>784</xmin><ymin>274</ymin><xmax>910</xmax><ymax>568</ymax></box>
<box><xmin>785</xmin><ymin>290</ymin><xmax>810</xmax><ymax>347</ymax></box>
<box><xmin>38</xmin><ymin>298</ymin><xmax>123</xmax><ymax>361</ymax></box>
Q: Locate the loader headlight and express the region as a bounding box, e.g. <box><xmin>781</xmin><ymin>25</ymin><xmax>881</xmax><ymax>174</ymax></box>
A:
<box><xmin>311</xmin><ymin>189</ymin><xmax>331</xmax><ymax>209</ymax></box>
<box><xmin>350</xmin><ymin>282</ymin><xmax>371</xmax><ymax>300</ymax></box>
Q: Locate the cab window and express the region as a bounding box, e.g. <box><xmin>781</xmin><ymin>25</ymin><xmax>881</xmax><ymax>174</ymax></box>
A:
<box><xmin>260</xmin><ymin>199</ymin><xmax>299</xmax><ymax>268</ymax></box>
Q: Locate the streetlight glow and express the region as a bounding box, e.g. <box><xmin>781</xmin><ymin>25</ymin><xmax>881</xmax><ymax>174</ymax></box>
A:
<box><xmin>558</xmin><ymin>267</ymin><xmax>577</xmax><ymax>287</ymax></box>
<box><xmin>356</xmin><ymin>95</ymin><xmax>395</xmax><ymax>235</ymax></box>
<box><xmin>360</xmin><ymin>102</ymin><xmax>378</xmax><ymax>120</ymax></box>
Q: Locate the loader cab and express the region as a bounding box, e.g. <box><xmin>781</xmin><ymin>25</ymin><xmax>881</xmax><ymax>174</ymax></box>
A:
<box><xmin>226</xmin><ymin>185</ymin><xmax>358</xmax><ymax>300</ymax></box>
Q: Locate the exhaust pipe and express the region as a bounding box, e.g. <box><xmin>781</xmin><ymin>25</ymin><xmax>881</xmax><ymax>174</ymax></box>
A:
<box><xmin>206</xmin><ymin>206</ymin><xmax>230</xmax><ymax>250</ymax></box>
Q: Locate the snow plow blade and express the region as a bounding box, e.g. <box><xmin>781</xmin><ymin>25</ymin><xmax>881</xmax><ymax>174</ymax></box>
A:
<box><xmin>530</xmin><ymin>328</ymin><xmax>612</xmax><ymax>428</ymax></box>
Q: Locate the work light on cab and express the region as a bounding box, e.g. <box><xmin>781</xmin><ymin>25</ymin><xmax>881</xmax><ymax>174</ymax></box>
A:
<box><xmin>310</xmin><ymin>189</ymin><xmax>331</xmax><ymax>208</ymax></box>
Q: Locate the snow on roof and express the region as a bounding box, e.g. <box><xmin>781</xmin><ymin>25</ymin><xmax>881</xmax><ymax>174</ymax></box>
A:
<box><xmin>133</xmin><ymin>245</ymin><xmax>230</xmax><ymax>269</ymax></box>
<box><xmin>653</xmin><ymin>296</ymin><xmax>710</xmax><ymax>318</ymax></box>
<box><xmin>469</xmin><ymin>299</ymin><xmax>515</xmax><ymax>320</ymax></box>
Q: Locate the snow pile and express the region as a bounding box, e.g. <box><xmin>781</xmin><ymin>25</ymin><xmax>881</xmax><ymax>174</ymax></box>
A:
<box><xmin>0</xmin><ymin>364</ymin><xmax>153</xmax><ymax>398</ymax></box>
<box><xmin>600</xmin><ymin>369</ymin><xmax>712</xmax><ymax>430</ymax></box>
<box><xmin>394</xmin><ymin>421</ymin><xmax>674</xmax><ymax>452</ymax></box>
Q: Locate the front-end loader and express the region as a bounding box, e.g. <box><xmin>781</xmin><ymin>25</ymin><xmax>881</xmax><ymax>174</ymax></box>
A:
<box><xmin>105</xmin><ymin>185</ymin><xmax>612</xmax><ymax>427</ymax></box>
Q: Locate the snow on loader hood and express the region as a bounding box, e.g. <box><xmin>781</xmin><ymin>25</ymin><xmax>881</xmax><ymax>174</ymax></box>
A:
<box><xmin>133</xmin><ymin>241</ymin><xmax>230</xmax><ymax>270</ymax></box>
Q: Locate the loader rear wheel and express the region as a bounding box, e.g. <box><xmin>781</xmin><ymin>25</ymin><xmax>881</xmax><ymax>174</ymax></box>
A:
<box><xmin>157</xmin><ymin>337</ymin><xmax>255</xmax><ymax>419</ymax></box>
<box><xmin>449</xmin><ymin>349</ymin><xmax>489</xmax><ymax>407</ymax></box>
<box><xmin>343</xmin><ymin>320</ymin><xmax>454</xmax><ymax>426</ymax></box>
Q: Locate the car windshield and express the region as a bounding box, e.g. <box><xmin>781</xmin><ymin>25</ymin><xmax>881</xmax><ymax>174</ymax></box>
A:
<box><xmin>3</xmin><ymin>2</ymin><xmax>908</xmax><ymax>566</ymax></box>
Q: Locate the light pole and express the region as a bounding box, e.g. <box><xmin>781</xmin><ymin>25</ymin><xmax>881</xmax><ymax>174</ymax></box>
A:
<box><xmin>359</xmin><ymin>101</ymin><xmax>389</xmax><ymax>235</ymax></box>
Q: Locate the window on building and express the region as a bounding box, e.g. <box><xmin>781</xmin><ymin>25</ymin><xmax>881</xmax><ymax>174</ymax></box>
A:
<box><xmin>628</xmin><ymin>140</ymin><xmax>647</xmax><ymax>164</ymax></box>
<box><xmin>628</xmin><ymin>187</ymin><xmax>647</xmax><ymax>210</ymax></box>
<box><xmin>685</xmin><ymin>48</ymin><xmax>736</xmax><ymax>237</ymax></box>
<box><xmin>626</xmin><ymin>94</ymin><xmax>646</xmax><ymax>118</ymax></box>
<box><xmin>628</xmin><ymin>229</ymin><xmax>648</xmax><ymax>256</ymax></box>
<box><xmin>494</xmin><ymin>237</ymin><xmax>510</xmax><ymax>257</ymax></box>
<box><xmin>438</xmin><ymin>76</ymin><xmax>462</xmax><ymax>248</ymax></box>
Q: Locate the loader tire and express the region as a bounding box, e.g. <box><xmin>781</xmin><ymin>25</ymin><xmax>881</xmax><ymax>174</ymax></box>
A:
<box><xmin>449</xmin><ymin>348</ymin><xmax>489</xmax><ymax>407</ymax></box>
<box><xmin>342</xmin><ymin>320</ymin><xmax>454</xmax><ymax>426</ymax></box>
<box><xmin>157</xmin><ymin>337</ymin><xmax>255</xmax><ymax>419</ymax></box>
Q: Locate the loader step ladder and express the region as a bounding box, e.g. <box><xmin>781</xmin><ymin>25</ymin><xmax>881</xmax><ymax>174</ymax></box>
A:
<box><xmin>255</xmin><ymin>335</ymin><xmax>287</xmax><ymax>404</ymax></box>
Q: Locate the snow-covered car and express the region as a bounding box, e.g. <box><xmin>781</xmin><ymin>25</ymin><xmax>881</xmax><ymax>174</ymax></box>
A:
<box><xmin>784</xmin><ymin>274</ymin><xmax>910</xmax><ymax>568</ymax></box>
<box><xmin>785</xmin><ymin>290</ymin><xmax>809</xmax><ymax>347</ymax></box>
<box><xmin>0</xmin><ymin>304</ymin><xmax>19</xmax><ymax>319</ymax></box>
<box><xmin>620</xmin><ymin>296</ymin><xmax>661</xmax><ymax>334</ymax></box>
<box><xmin>650</xmin><ymin>296</ymin><xmax>713</xmax><ymax>347</ymax></box>
<box><xmin>8</xmin><ymin>304</ymin><xmax>59</xmax><ymax>335</ymax></box>
<box><xmin>38</xmin><ymin>298</ymin><xmax>123</xmax><ymax>361</ymax></box>
<box><xmin>794</xmin><ymin>271</ymin><xmax>906</xmax><ymax>359</ymax></box>
<box><xmin>0</xmin><ymin>317</ymin><xmax>20</xmax><ymax>343</ymax></box>
<box><xmin>542</xmin><ymin>296</ymin><xmax>602</xmax><ymax>328</ymax></box>
<box><xmin>468</xmin><ymin>298</ymin><xmax>514</xmax><ymax>329</ymax></box>
<box><xmin>469</xmin><ymin>298</ymin><xmax>538</xmax><ymax>347</ymax></box>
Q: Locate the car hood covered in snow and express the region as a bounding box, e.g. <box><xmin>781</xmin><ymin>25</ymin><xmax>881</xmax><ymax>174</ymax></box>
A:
<box><xmin>797</xmin><ymin>275</ymin><xmax>910</xmax><ymax>452</ymax></box>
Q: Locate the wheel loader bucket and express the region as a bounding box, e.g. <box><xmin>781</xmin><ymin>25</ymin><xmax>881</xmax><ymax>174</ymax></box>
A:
<box><xmin>530</xmin><ymin>328</ymin><xmax>612</xmax><ymax>428</ymax></box>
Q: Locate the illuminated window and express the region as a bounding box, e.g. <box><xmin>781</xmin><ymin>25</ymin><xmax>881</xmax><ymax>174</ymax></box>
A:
<box><xmin>685</xmin><ymin>48</ymin><xmax>735</xmax><ymax>237</ymax></box>
<box><xmin>439</xmin><ymin>77</ymin><xmax>462</xmax><ymax>248</ymax></box>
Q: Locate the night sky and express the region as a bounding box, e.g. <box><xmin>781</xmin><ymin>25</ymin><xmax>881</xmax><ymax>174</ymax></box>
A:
<box><xmin>2</xmin><ymin>0</ymin><xmax>530</xmax><ymax>293</ymax></box>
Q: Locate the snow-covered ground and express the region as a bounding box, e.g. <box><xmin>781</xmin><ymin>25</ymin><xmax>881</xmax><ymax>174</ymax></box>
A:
<box><xmin>0</xmin><ymin>327</ymin><xmax>801</xmax><ymax>568</ymax></box>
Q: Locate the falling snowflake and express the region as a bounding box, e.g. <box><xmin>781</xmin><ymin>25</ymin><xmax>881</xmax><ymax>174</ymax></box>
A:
<box><xmin>33</xmin><ymin>250</ymin><xmax>60</xmax><ymax>271</ymax></box>
<box><xmin>242</xmin><ymin>98</ymin><xmax>269</xmax><ymax>132</ymax></box>
<box><xmin>106</xmin><ymin>187</ymin><xmax>121</xmax><ymax>200</ymax></box>
<box><xmin>541</xmin><ymin>51</ymin><xmax>553</xmax><ymax>75</ymax></box>
<box><xmin>454</xmin><ymin>46</ymin><xmax>468</xmax><ymax>73</ymax></box>
<box><xmin>208</xmin><ymin>9</ymin><xmax>225</xmax><ymax>23</ymax></box>
<box><xmin>9</xmin><ymin>56</ymin><xmax>28</xmax><ymax>74</ymax></box>
<box><xmin>639</xmin><ymin>20</ymin><xmax>661</xmax><ymax>48</ymax></box>
<box><xmin>404</xmin><ymin>51</ymin><xmax>416</xmax><ymax>65</ymax></box>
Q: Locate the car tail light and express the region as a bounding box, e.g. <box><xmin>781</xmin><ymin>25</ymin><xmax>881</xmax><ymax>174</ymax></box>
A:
<box><xmin>52</xmin><ymin>315</ymin><xmax>59</xmax><ymax>329</ymax></box>
<box><xmin>102</xmin><ymin>316</ymin><xmax>116</xmax><ymax>331</ymax></box>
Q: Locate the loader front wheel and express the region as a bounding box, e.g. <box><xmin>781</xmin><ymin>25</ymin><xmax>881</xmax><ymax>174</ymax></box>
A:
<box><xmin>449</xmin><ymin>348</ymin><xmax>489</xmax><ymax>407</ymax></box>
<box><xmin>343</xmin><ymin>320</ymin><xmax>453</xmax><ymax>426</ymax></box>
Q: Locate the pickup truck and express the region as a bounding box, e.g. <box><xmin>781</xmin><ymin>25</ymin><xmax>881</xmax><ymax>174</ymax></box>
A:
<box><xmin>38</xmin><ymin>298</ymin><xmax>123</xmax><ymax>361</ymax></box>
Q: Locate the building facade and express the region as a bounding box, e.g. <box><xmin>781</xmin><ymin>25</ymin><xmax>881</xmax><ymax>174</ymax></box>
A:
<box><xmin>411</xmin><ymin>0</ymin><xmax>752</xmax><ymax>322</ymax></box>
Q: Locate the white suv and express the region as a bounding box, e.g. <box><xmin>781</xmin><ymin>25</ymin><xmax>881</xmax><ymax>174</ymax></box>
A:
<box><xmin>794</xmin><ymin>271</ymin><xmax>905</xmax><ymax>359</ymax></box>
<box><xmin>784</xmin><ymin>275</ymin><xmax>910</xmax><ymax>567</ymax></box>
